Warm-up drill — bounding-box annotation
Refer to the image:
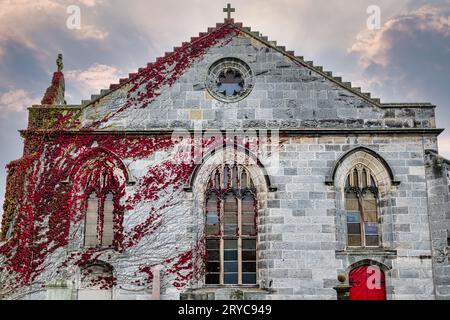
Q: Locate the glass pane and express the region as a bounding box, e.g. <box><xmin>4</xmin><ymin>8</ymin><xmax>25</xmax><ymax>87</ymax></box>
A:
<box><xmin>347</xmin><ymin>223</ymin><xmax>361</xmax><ymax>235</ymax></box>
<box><xmin>364</xmin><ymin>222</ymin><xmax>379</xmax><ymax>235</ymax></box>
<box><xmin>224</xmin><ymin>261</ymin><xmax>238</xmax><ymax>272</ymax></box>
<box><xmin>84</xmin><ymin>236</ymin><xmax>97</xmax><ymax>247</ymax></box>
<box><xmin>214</xmin><ymin>171</ymin><xmax>220</xmax><ymax>187</ymax></box>
<box><xmin>242</xmin><ymin>225</ymin><xmax>256</xmax><ymax>235</ymax></box>
<box><xmin>241</xmin><ymin>171</ymin><xmax>248</xmax><ymax>188</ymax></box>
<box><xmin>224</xmin><ymin>196</ymin><xmax>238</xmax><ymax>236</ymax></box>
<box><xmin>206</xmin><ymin>195</ymin><xmax>219</xmax><ymax>235</ymax></box>
<box><xmin>242</xmin><ymin>262</ymin><xmax>256</xmax><ymax>272</ymax></box>
<box><xmin>345</xmin><ymin>193</ymin><xmax>359</xmax><ymax>211</ymax></box>
<box><xmin>206</xmin><ymin>262</ymin><xmax>220</xmax><ymax>273</ymax></box>
<box><xmin>206</xmin><ymin>225</ymin><xmax>219</xmax><ymax>236</ymax></box>
<box><xmin>207</xmin><ymin>250</ymin><xmax>220</xmax><ymax>261</ymax></box>
<box><xmin>242</xmin><ymin>250</ymin><xmax>256</xmax><ymax>261</ymax></box>
<box><xmin>242</xmin><ymin>273</ymin><xmax>256</xmax><ymax>284</ymax></box>
<box><xmin>363</xmin><ymin>192</ymin><xmax>377</xmax><ymax>222</ymax></box>
<box><xmin>224</xmin><ymin>214</ymin><xmax>237</xmax><ymax>224</ymax></box>
<box><xmin>85</xmin><ymin>194</ymin><xmax>99</xmax><ymax>247</ymax></box>
<box><xmin>223</xmin><ymin>166</ymin><xmax>230</xmax><ymax>188</ymax></box>
<box><xmin>232</xmin><ymin>165</ymin><xmax>238</xmax><ymax>188</ymax></box>
<box><xmin>362</xmin><ymin>170</ymin><xmax>368</xmax><ymax>188</ymax></box>
<box><xmin>102</xmin><ymin>194</ymin><xmax>114</xmax><ymax>247</ymax></box>
<box><xmin>224</xmin><ymin>250</ymin><xmax>237</xmax><ymax>261</ymax></box>
<box><xmin>348</xmin><ymin>235</ymin><xmax>362</xmax><ymax>247</ymax></box>
<box><xmin>206</xmin><ymin>239</ymin><xmax>220</xmax><ymax>250</ymax></box>
<box><xmin>347</xmin><ymin>212</ymin><xmax>360</xmax><ymax>223</ymax></box>
<box><xmin>224</xmin><ymin>273</ymin><xmax>238</xmax><ymax>284</ymax></box>
<box><xmin>224</xmin><ymin>224</ymin><xmax>238</xmax><ymax>235</ymax></box>
<box><xmin>365</xmin><ymin>235</ymin><xmax>380</xmax><ymax>247</ymax></box>
<box><xmin>207</xmin><ymin>195</ymin><xmax>218</xmax><ymax>211</ymax></box>
<box><xmin>242</xmin><ymin>200</ymin><xmax>255</xmax><ymax>212</ymax></box>
<box><xmin>242</xmin><ymin>212</ymin><xmax>255</xmax><ymax>224</ymax></box>
<box><xmin>206</xmin><ymin>273</ymin><xmax>220</xmax><ymax>285</ymax></box>
<box><xmin>242</xmin><ymin>194</ymin><xmax>256</xmax><ymax>236</ymax></box>
<box><xmin>242</xmin><ymin>239</ymin><xmax>256</xmax><ymax>250</ymax></box>
<box><xmin>353</xmin><ymin>169</ymin><xmax>359</xmax><ymax>188</ymax></box>
<box><xmin>224</xmin><ymin>239</ymin><xmax>237</xmax><ymax>249</ymax></box>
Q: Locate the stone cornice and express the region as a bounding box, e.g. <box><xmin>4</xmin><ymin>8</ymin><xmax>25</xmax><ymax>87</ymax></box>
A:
<box><xmin>19</xmin><ymin>128</ymin><xmax>445</xmax><ymax>137</ymax></box>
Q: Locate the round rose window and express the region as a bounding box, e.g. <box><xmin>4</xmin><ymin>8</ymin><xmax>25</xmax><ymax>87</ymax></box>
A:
<box><xmin>206</xmin><ymin>58</ymin><xmax>254</xmax><ymax>103</ymax></box>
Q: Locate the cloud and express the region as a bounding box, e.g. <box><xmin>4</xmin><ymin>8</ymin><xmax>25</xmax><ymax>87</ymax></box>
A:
<box><xmin>348</xmin><ymin>4</ymin><xmax>450</xmax><ymax>99</ymax></box>
<box><xmin>72</xmin><ymin>25</ymin><xmax>109</xmax><ymax>40</ymax></box>
<box><xmin>65</xmin><ymin>63</ymin><xmax>122</xmax><ymax>98</ymax></box>
<box><xmin>350</xmin><ymin>4</ymin><xmax>450</xmax><ymax>69</ymax></box>
<box><xmin>439</xmin><ymin>136</ymin><xmax>450</xmax><ymax>159</ymax></box>
<box><xmin>348</xmin><ymin>3</ymin><xmax>450</xmax><ymax>160</ymax></box>
<box><xmin>0</xmin><ymin>89</ymin><xmax>38</xmax><ymax>118</ymax></box>
<box><xmin>76</xmin><ymin>0</ymin><xmax>104</xmax><ymax>7</ymax></box>
<box><xmin>0</xmin><ymin>0</ymin><xmax>109</xmax><ymax>63</ymax></box>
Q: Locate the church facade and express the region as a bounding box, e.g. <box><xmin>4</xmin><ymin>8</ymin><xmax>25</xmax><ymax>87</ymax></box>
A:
<box><xmin>0</xmin><ymin>13</ymin><xmax>449</xmax><ymax>300</ymax></box>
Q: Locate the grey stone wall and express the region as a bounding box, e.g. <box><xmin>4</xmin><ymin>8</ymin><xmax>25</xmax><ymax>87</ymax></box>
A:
<box><xmin>425</xmin><ymin>151</ymin><xmax>450</xmax><ymax>299</ymax></box>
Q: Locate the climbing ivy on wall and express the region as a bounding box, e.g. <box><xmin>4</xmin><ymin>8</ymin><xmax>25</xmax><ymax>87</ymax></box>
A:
<box><xmin>0</xmin><ymin>23</ymin><xmax>250</xmax><ymax>293</ymax></box>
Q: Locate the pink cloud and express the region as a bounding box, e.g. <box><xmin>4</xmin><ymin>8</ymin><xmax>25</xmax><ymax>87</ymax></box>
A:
<box><xmin>65</xmin><ymin>63</ymin><xmax>122</xmax><ymax>99</ymax></box>
<box><xmin>350</xmin><ymin>4</ymin><xmax>450</xmax><ymax>69</ymax></box>
<box><xmin>0</xmin><ymin>0</ymin><xmax>108</xmax><ymax>62</ymax></box>
<box><xmin>0</xmin><ymin>89</ymin><xmax>38</xmax><ymax>118</ymax></box>
<box><xmin>439</xmin><ymin>136</ymin><xmax>450</xmax><ymax>159</ymax></box>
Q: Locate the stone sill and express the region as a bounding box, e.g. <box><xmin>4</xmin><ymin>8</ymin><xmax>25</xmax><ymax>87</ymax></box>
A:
<box><xmin>181</xmin><ymin>286</ymin><xmax>272</xmax><ymax>300</ymax></box>
<box><xmin>336</xmin><ymin>248</ymin><xmax>397</xmax><ymax>257</ymax></box>
<box><xmin>199</xmin><ymin>285</ymin><xmax>263</xmax><ymax>291</ymax></box>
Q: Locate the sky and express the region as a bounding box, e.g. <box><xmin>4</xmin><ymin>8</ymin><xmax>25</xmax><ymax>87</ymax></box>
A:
<box><xmin>0</xmin><ymin>0</ymin><xmax>450</xmax><ymax>222</ymax></box>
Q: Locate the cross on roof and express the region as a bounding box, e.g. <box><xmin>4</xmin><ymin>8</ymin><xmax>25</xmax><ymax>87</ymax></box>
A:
<box><xmin>223</xmin><ymin>3</ymin><xmax>235</xmax><ymax>21</ymax></box>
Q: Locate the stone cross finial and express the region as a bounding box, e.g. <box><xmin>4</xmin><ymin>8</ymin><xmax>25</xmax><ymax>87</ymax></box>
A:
<box><xmin>57</xmin><ymin>53</ymin><xmax>63</xmax><ymax>72</ymax></box>
<box><xmin>223</xmin><ymin>3</ymin><xmax>235</xmax><ymax>21</ymax></box>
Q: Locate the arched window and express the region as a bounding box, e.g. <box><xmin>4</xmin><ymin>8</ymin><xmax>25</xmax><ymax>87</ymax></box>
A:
<box><xmin>78</xmin><ymin>263</ymin><xmax>114</xmax><ymax>300</ymax></box>
<box><xmin>205</xmin><ymin>164</ymin><xmax>257</xmax><ymax>285</ymax></box>
<box><xmin>345</xmin><ymin>165</ymin><xmax>380</xmax><ymax>247</ymax></box>
<box><xmin>84</xmin><ymin>192</ymin><xmax>115</xmax><ymax>248</ymax></box>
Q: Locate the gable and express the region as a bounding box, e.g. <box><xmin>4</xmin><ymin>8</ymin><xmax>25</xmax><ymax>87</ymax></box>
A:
<box><xmin>79</xmin><ymin>22</ymin><xmax>436</xmax><ymax>132</ymax></box>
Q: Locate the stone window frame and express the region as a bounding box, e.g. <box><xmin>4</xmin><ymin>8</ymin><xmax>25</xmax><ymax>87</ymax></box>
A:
<box><xmin>206</xmin><ymin>57</ymin><xmax>254</xmax><ymax>103</ymax></box>
<box><xmin>66</xmin><ymin>147</ymin><xmax>132</xmax><ymax>252</ymax></box>
<box><xmin>205</xmin><ymin>164</ymin><xmax>258</xmax><ymax>286</ymax></box>
<box><xmin>190</xmin><ymin>146</ymin><xmax>270</xmax><ymax>289</ymax></box>
<box><xmin>344</xmin><ymin>164</ymin><xmax>382</xmax><ymax>248</ymax></box>
<box><xmin>330</xmin><ymin>147</ymin><xmax>398</xmax><ymax>252</ymax></box>
<box><xmin>84</xmin><ymin>191</ymin><xmax>115</xmax><ymax>248</ymax></box>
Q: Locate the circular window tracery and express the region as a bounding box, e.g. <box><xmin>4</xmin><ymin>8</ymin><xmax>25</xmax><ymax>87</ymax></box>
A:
<box><xmin>206</xmin><ymin>58</ymin><xmax>254</xmax><ymax>103</ymax></box>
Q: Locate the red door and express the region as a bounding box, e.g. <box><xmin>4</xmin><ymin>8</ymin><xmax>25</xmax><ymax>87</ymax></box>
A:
<box><xmin>349</xmin><ymin>265</ymin><xmax>386</xmax><ymax>300</ymax></box>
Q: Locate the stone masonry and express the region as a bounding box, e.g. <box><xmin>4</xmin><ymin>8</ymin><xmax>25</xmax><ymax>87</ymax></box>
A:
<box><xmin>0</xmin><ymin>20</ymin><xmax>449</xmax><ymax>300</ymax></box>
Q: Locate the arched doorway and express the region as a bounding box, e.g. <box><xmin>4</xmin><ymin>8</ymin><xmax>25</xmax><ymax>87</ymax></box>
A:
<box><xmin>349</xmin><ymin>265</ymin><xmax>386</xmax><ymax>300</ymax></box>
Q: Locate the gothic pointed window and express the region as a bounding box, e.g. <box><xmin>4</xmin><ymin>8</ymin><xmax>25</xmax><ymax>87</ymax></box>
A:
<box><xmin>345</xmin><ymin>165</ymin><xmax>380</xmax><ymax>247</ymax></box>
<box><xmin>84</xmin><ymin>192</ymin><xmax>115</xmax><ymax>248</ymax></box>
<box><xmin>205</xmin><ymin>165</ymin><xmax>257</xmax><ymax>285</ymax></box>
